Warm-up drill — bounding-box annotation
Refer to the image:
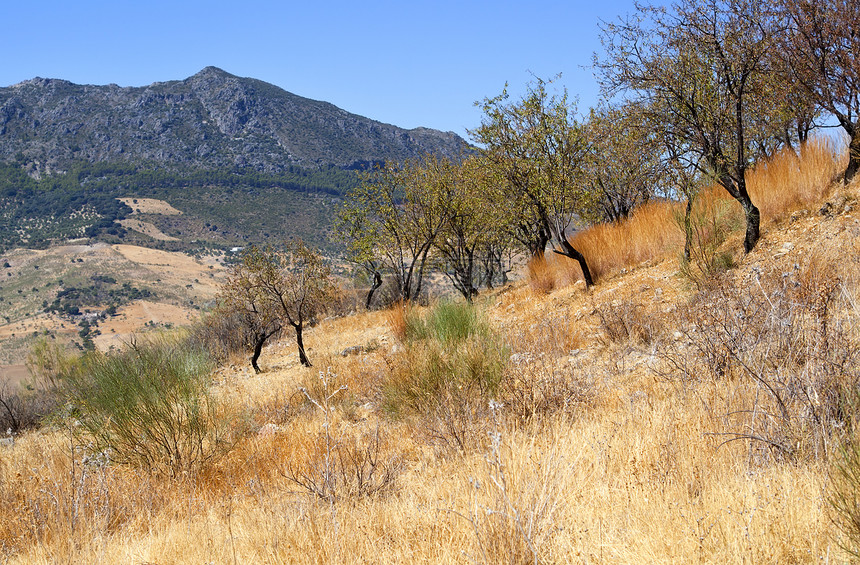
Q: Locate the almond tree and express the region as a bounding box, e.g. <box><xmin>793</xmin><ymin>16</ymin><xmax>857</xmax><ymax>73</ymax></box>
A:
<box><xmin>777</xmin><ymin>0</ymin><xmax>860</xmax><ymax>181</ymax></box>
<box><xmin>222</xmin><ymin>241</ymin><xmax>336</xmax><ymax>369</ymax></box>
<box><xmin>471</xmin><ymin>77</ymin><xmax>597</xmax><ymax>286</ymax></box>
<box><xmin>583</xmin><ymin>103</ymin><xmax>665</xmax><ymax>223</ymax></box>
<box><xmin>218</xmin><ymin>265</ymin><xmax>283</xmax><ymax>373</ymax></box>
<box><xmin>428</xmin><ymin>154</ymin><xmax>506</xmax><ymax>302</ymax></box>
<box><xmin>596</xmin><ymin>0</ymin><xmax>791</xmax><ymax>253</ymax></box>
<box><xmin>338</xmin><ymin>160</ymin><xmax>448</xmax><ymax>303</ymax></box>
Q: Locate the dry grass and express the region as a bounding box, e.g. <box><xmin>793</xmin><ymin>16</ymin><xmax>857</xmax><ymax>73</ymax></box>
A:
<box><xmin>571</xmin><ymin>200</ymin><xmax>684</xmax><ymax>282</ymax></box>
<box><xmin>536</xmin><ymin>137</ymin><xmax>844</xmax><ymax>290</ymax></box>
<box><xmin>748</xmin><ymin>137</ymin><xmax>844</xmax><ymax>224</ymax></box>
<box><xmin>2</xmin><ymin>144</ymin><xmax>859</xmax><ymax>563</ymax></box>
<box><xmin>1</xmin><ymin>376</ymin><xmax>836</xmax><ymax>563</ymax></box>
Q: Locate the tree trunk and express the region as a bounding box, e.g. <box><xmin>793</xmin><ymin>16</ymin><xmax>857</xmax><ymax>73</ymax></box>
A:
<box><xmin>365</xmin><ymin>270</ymin><xmax>382</xmax><ymax>310</ymax></box>
<box><xmin>531</xmin><ymin>226</ymin><xmax>551</xmax><ymax>259</ymax></box>
<box><xmin>251</xmin><ymin>335</ymin><xmax>265</xmax><ymax>374</ymax></box>
<box><xmin>553</xmin><ymin>240</ymin><xmax>594</xmax><ymax>287</ymax></box>
<box><xmin>295</xmin><ymin>323</ymin><xmax>311</xmax><ymax>367</ymax></box>
<box><xmin>740</xmin><ymin>196</ymin><xmax>761</xmax><ymax>254</ymax></box>
<box><xmin>846</xmin><ymin>131</ymin><xmax>860</xmax><ymax>184</ymax></box>
<box><xmin>250</xmin><ymin>326</ymin><xmax>280</xmax><ymax>374</ymax></box>
<box><xmin>683</xmin><ymin>196</ymin><xmax>693</xmax><ymax>263</ymax></box>
<box><xmin>717</xmin><ymin>174</ymin><xmax>760</xmax><ymax>254</ymax></box>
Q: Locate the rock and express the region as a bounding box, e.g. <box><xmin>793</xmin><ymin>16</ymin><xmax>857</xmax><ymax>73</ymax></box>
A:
<box><xmin>509</xmin><ymin>352</ymin><xmax>533</xmax><ymax>365</ymax></box>
<box><xmin>257</xmin><ymin>423</ymin><xmax>280</xmax><ymax>437</ymax></box>
<box><xmin>341</xmin><ymin>345</ymin><xmax>366</xmax><ymax>357</ymax></box>
<box><xmin>790</xmin><ymin>209</ymin><xmax>809</xmax><ymax>223</ymax></box>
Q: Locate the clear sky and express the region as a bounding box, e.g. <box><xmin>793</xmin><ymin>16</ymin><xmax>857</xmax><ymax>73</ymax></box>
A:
<box><xmin>2</xmin><ymin>0</ymin><xmax>639</xmax><ymax>140</ymax></box>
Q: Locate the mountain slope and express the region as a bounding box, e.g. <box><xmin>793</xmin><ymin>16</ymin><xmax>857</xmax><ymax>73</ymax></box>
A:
<box><xmin>0</xmin><ymin>66</ymin><xmax>470</xmax><ymax>174</ymax></box>
<box><xmin>0</xmin><ymin>67</ymin><xmax>471</xmax><ymax>251</ymax></box>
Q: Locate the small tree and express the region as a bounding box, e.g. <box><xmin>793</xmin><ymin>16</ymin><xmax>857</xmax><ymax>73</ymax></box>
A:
<box><xmin>338</xmin><ymin>161</ymin><xmax>448</xmax><ymax>303</ymax></box>
<box><xmin>471</xmin><ymin>77</ymin><xmax>598</xmax><ymax>286</ymax></box>
<box><xmin>219</xmin><ymin>262</ymin><xmax>283</xmax><ymax>374</ymax></box>
<box><xmin>429</xmin><ymin>154</ymin><xmax>504</xmax><ymax>302</ymax></box>
<box><xmin>222</xmin><ymin>241</ymin><xmax>336</xmax><ymax>370</ymax></box>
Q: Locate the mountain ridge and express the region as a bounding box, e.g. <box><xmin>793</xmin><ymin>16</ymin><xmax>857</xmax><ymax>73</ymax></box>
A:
<box><xmin>0</xmin><ymin>66</ymin><xmax>470</xmax><ymax>174</ymax></box>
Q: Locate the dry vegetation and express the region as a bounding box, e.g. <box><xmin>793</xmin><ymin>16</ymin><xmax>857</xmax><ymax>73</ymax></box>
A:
<box><xmin>2</xmin><ymin>141</ymin><xmax>860</xmax><ymax>563</ymax></box>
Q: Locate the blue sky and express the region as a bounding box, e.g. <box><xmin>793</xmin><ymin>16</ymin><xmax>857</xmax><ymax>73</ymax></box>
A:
<box><xmin>2</xmin><ymin>0</ymin><xmax>639</xmax><ymax>140</ymax></box>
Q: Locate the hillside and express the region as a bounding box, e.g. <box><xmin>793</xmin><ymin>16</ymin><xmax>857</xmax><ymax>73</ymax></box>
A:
<box><xmin>0</xmin><ymin>66</ymin><xmax>469</xmax><ymax>173</ymax></box>
<box><xmin>0</xmin><ymin>239</ymin><xmax>228</xmax><ymax>380</ymax></box>
<box><xmin>1</xmin><ymin>148</ymin><xmax>858</xmax><ymax>561</ymax></box>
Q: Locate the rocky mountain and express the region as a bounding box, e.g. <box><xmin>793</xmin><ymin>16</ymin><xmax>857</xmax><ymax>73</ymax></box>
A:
<box><xmin>0</xmin><ymin>68</ymin><xmax>472</xmax><ymax>252</ymax></box>
<box><xmin>0</xmin><ymin>66</ymin><xmax>470</xmax><ymax>174</ymax></box>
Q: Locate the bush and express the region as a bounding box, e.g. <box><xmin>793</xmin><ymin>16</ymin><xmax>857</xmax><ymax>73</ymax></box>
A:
<box><xmin>188</xmin><ymin>307</ymin><xmax>256</xmax><ymax>363</ymax></box>
<box><xmin>63</xmin><ymin>336</ymin><xmax>235</xmax><ymax>476</ymax></box>
<box><xmin>594</xmin><ymin>299</ymin><xmax>664</xmax><ymax>345</ymax></box>
<box><xmin>0</xmin><ymin>383</ymin><xmax>61</xmax><ymax>434</ymax></box>
<box><xmin>830</xmin><ymin>423</ymin><xmax>860</xmax><ymax>559</ymax></box>
<box><xmin>384</xmin><ymin>302</ymin><xmax>505</xmax><ymax>407</ymax></box>
<box><xmin>284</xmin><ymin>369</ymin><xmax>402</xmax><ymax>502</ymax></box>
<box><xmin>0</xmin><ymin>339</ymin><xmax>80</xmax><ymax>433</ymax></box>
<box><xmin>501</xmin><ymin>355</ymin><xmax>595</xmax><ymax>423</ymax></box>
<box><xmin>402</xmin><ymin>300</ymin><xmax>489</xmax><ymax>345</ymax></box>
<box><xmin>664</xmin><ymin>261</ymin><xmax>860</xmax><ymax>461</ymax></box>
<box><xmin>382</xmin><ymin>302</ymin><xmax>508</xmax><ymax>451</ymax></box>
<box><xmin>675</xmin><ymin>191</ymin><xmax>740</xmax><ymax>288</ymax></box>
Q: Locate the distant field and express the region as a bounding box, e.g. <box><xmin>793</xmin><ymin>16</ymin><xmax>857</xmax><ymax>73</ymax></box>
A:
<box><xmin>0</xmin><ymin>364</ymin><xmax>29</xmax><ymax>389</ymax></box>
<box><xmin>118</xmin><ymin>197</ymin><xmax>183</xmax><ymax>216</ymax></box>
<box><xmin>0</xmin><ymin>242</ymin><xmax>228</xmax><ymax>379</ymax></box>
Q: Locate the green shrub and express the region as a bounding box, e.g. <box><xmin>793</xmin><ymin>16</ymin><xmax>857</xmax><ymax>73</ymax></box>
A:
<box><xmin>383</xmin><ymin>302</ymin><xmax>507</xmax><ymax>421</ymax></box>
<box><xmin>402</xmin><ymin>301</ymin><xmax>488</xmax><ymax>345</ymax></box>
<box><xmin>675</xmin><ymin>195</ymin><xmax>740</xmax><ymax>288</ymax></box>
<box><xmin>830</xmin><ymin>424</ymin><xmax>860</xmax><ymax>558</ymax></box>
<box><xmin>63</xmin><ymin>335</ymin><xmax>234</xmax><ymax>476</ymax></box>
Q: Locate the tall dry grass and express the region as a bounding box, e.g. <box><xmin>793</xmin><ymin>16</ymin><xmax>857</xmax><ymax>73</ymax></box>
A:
<box><xmin>570</xmin><ymin>200</ymin><xmax>684</xmax><ymax>281</ymax></box>
<box><xmin>536</xmin><ymin>137</ymin><xmax>845</xmax><ymax>289</ymax></box>
<box><xmin>748</xmin><ymin>136</ymin><xmax>844</xmax><ymax>223</ymax></box>
<box><xmin>0</xmin><ymin>371</ymin><xmax>836</xmax><ymax>563</ymax></box>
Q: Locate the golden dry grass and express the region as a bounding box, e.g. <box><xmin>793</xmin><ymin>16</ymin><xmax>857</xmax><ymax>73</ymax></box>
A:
<box><xmin>747</xmin><ymin>137</ymin><xmax>844</xmax><ymax>224</ymax></box>
<box><xmin>1</xmin><ymin>143</ymin><xmax>858</xmax><ymax>563</ymax></box>
<box><xmin>1</xmin><ymin>373</ymin><xmax>837</xmax><ymax>563</ymax></box>
<box><xmin>539</xmin><ymin>138</ymin><xmax>844</xmax><ymax>290</ymax></box>
<box><xmin>571</xmin><ymin>200</ymin><xmax>684</xmax><ymax>282</ymax></box>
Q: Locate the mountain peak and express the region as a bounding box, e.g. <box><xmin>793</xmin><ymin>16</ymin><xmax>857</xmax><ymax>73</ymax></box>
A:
<box><xmin>191</xmin><ymin>66</ymin><xmax>236</xmax><ymax>80</ymax></box>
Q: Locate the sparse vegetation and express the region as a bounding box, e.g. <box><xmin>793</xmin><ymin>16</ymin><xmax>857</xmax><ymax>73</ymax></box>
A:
<box><xmin>1</xmin><ymin>150</ymin><xmax>858</xmax><ymax>559</ymax></box>
<box><xmin>4</xmin><ymin>0</ymin><xmax>860</xmax><ymax>560</ymax></box>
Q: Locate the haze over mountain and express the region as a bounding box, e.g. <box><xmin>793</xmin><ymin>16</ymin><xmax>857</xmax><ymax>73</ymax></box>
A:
<box><xmin>0</xmin><ymin>66</ymin><xmax>469</xmax><ymax>174</ymax></box>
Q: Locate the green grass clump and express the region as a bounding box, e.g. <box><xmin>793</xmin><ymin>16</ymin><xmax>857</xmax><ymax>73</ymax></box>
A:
<box><xmin>61</xmin><ymin>335</ymin><xmax>235</xmax><ymax>476</ymax></box>
<box><xmin>383</xmin><ymin>302</ymin><xmax>507</xmax><ymax>416</ymax></box>
<box><xmin>403</xmin><ymin>301</ymin><xmax>489</xmax><ymax>345</ymax></box>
